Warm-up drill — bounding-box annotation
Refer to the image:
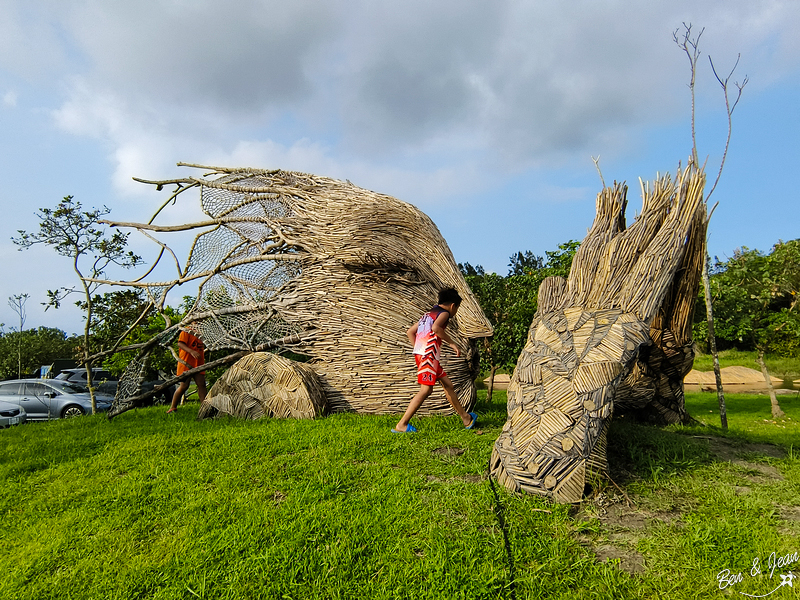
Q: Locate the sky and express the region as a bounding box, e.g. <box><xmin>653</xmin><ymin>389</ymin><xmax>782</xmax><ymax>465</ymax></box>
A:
<box><xmin>1</xmin><ymin>0</ymin><xmax>798</xmax><ymax>335</ymax></box>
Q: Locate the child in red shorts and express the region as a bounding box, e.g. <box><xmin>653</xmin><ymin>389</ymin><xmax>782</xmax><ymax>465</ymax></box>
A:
<box><xmin>393</xmin><ymin>288</ymin><xmax>477</xmax><ymax>433</ymax></box>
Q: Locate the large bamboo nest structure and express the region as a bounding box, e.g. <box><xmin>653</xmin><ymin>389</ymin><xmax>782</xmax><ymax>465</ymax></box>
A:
<box><xmin>490</xmin><ymin>165</ymin><xmax>708</xmax><ymax>503</ymax></box>
<box><xmin>199</xmin><ymin>353</ymin><xmax>326</xmax><ymax>420</ymax></box>
<box><xmin>103</xmin><ymin>164</ymin><xmax>493</xmax><ymax>418</ymax></box>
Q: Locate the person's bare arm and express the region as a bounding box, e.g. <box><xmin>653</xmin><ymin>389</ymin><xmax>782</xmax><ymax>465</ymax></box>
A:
<box><xmin>432</xmin><ymin>311</ymin><xmax>460</xmax><ymax>357</ymax></box>
<box><xmin>177</xmin><ymin>340</ymin><xmax>201</xmax><ymax>359</ymax></box>
<box><xmin>407</xmin><ymin>323</ymin><xmax>418</xmax><ymax>346</ymax></box>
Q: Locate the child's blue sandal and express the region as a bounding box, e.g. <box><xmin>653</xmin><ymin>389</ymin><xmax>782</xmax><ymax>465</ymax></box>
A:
<box><xmin>465</xmin><ymin>412</ymin><xmax>478</xmax><ymax>430</ymax></box>
<box><xmin>391</xmin><ymin>424</ymin><xmax>417</xmax><ymax>433</ymax></box>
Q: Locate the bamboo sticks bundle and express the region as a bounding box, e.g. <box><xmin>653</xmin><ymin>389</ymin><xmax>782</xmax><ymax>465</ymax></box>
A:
<box><xmin>198</xmin><ymin>353</ymin><xmax>326</xmax><ymax>420</ymax></box>
<box><xmin>491</xmin><ymin>165</ymin><xmax>707</xmax><ymax>503</ymax></box>
<box><xmin>103</xmin><ymin>164</ymin><xmax>493</xmax><ymax>418</ymax></box>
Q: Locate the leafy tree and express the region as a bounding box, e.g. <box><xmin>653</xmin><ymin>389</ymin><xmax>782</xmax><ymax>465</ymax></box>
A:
<box><xmin>7</xmin><ymin>293</ymin><xmax>29</xmax><ymax>379</ymax></box>
<box><xmin>695</xmin><ymin>242</ymin><xmax>800</xmax><ymax>355</ymax></box>
<box><xmin>0</xmin><ymin>327</ymin><xmax>80</xmax><ymax>380</ymax></box>
<box><xmin>464</xmin><ymin>241</ymin><xmax>579</xmax><ymax>397</ymax></box>
<box><xmin>457</xmin><ymin>262</ymin><xmax>485</xmax><ymax>277</ymax></box>
<box><xmin>693</xmin><ymin>240</ymin><xmax>800</xmax><ymax>418</ymax></box>
<box><xmin>508</xmin><ymin>251</ymin><xmax>544</xmax><ymax>276</ymax></box>
<box><xmin>78</xmin><ymin>290</ymin><xmax>151</xmax><ymax>353</ymax></box>
<box><xmin>101</xmin><ymin>297</ymin><xmax>195</xmax><ymax>379</ymax></box>
<box><xmin>13</xmin><ymin>196</ymin><xmax>142</xmax><ymax>412</ymax></box>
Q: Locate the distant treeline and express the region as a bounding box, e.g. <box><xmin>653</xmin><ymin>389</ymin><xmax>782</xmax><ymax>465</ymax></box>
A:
<box><xmin>461</xmin><ymin>238</ymin><xmax>800</xmax><ymax>381</ymax></box>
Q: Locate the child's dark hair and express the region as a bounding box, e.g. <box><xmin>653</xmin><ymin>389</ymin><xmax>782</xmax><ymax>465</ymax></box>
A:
<box><xmin>438</xmin><ymin>287</ymin><xmax>462</xmax><ymax>306</ymax></box>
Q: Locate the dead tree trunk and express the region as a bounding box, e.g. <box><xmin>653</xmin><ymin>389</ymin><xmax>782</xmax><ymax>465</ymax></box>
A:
<box><xmin>487</xmin><ymin>364</ymin><xmax>497</xmax><ymax>401</ymax></box>
<box><xmin>756</xmin><ymin>350</ymin><xmax>785</xmax><ymax>419</ymax></box>
<box><xmin>702</xmin><ymin>251</ymin><xmax>728</xmax><ymax>429</ymax></box>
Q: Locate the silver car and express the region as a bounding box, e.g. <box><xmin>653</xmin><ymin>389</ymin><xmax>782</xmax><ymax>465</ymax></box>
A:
<box><xmin>0</xmin><ymin>399</ymin><xmax>26</xmax><ymax>428</ymax></box>
<box><xmin>0</xmin><ymin>379</ymin><xmax>113</xmax><ymax>421</ymax></box>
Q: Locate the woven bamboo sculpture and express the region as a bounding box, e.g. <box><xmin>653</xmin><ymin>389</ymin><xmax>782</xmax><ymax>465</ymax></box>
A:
<box><xmin>490</xmin><ymin>165</ymin><xmax>707</xmax><ymax>503</ymax></box>
<box><xmin>104</xmin><ymin>164</ymin><xmax>493</xmax><ymax>418</ymax></box>
<box><xmin>198</xmin><ymin>353</ymin><xmax>326</xmax><ymax>419</ymax></box>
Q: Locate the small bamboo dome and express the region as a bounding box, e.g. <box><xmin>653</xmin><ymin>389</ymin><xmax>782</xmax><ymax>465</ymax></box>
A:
<box><xmin>199</xmin><ymin>353</ymin><xmax>326</xmax><ymax>420</ymax></box>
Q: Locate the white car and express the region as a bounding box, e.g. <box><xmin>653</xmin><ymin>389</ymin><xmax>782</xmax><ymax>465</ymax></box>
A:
<box><xmin>0</xmin><ymin>399</ymin><xmax>27</xmax><ymax>428</ymax></box>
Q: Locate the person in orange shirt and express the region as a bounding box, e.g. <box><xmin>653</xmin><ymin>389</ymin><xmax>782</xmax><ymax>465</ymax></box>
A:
<box><xmin>167</xmin><ymin>330</ymin><xmax>207</xmax><ymax>414</ymax></box>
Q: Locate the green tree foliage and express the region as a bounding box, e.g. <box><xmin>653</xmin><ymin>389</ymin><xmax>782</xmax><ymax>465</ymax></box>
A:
<box><xmin>462</xmin><ymin>241</ymin><xmax>580</xmax><ymax>378</ymax></box>
<box><xmin>13</xmin><ymin>196</ymin><xmax>142</xmax><ymax>411</ymax></box>
<box><xmin>100</xmin><ymin>295</ymin><xmax>195</xmax><ymax>379</ymax></box>
<box><xmin>694</xmin><ymin>239</ymin><xmax>800</xmax><ymax>357</ymax></box>
<box><xmin>0</xmin><ymin>327</ymin><xmax>80</xmax><ymax>380</ymax></box>
<box><xmin>77</xmin><ymin>290</ymin><xmax>151</xmax><ymax>354</ymax></box>
<box><xmin>508</xmin><ymin>251</ymin><xmax>544</xmax><ymax>276</ymax></box>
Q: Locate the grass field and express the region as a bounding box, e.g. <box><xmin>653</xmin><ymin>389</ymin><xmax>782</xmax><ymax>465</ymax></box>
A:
<box><xmin>1</xmin><ymin>390</ymin><xmax>798</xmax><ymax>599</ymax></box>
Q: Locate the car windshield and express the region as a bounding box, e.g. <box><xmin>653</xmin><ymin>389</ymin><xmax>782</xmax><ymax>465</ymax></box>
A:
<box><xmin>48</xmin><ymin>381</ymin><xmax>89</xmax><ymax>394</ymax></box>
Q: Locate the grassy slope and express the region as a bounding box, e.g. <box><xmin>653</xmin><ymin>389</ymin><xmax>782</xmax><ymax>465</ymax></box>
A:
<box><xmin>1</xmin><ymin>391</ymin><xmax>798</xmax><ymax>600</ymax></box>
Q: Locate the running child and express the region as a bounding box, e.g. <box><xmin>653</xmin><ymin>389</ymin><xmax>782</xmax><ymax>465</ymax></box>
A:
<box><xmin>392</xmin><ymin>287</ymin><xmax>477</xmax><ymax>433</ymax></box>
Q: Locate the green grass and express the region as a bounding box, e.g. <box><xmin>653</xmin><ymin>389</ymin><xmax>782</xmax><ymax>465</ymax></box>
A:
<box><xmin>1</xmin><ymin>391</ymin><xmax>799</xmax><ymax>599</ymax></box>
<box><xmin>692</xmin><ymin>349</ymin><xmax>800</xmax><ymax>382</ymax></box>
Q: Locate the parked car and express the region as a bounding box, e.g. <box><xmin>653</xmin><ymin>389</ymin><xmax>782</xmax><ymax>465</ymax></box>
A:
<box><xmin>55</xmin><ymin>368</ymin><xmax>118</xmax><ymax>396</ymax></box>
<box><xmin>0</xmin><ymin>400</ymin><xmax>27</xmax><ymax>428</ymax></box>
<box><xmin>0</xmin><ymin>379</ymin><xmax>112</xmax><ymax>421</ymax></box>
<box><xmin>55</xmin><ymin>368</ymin><xmax>177</xmax><ymax>405</ymax></box>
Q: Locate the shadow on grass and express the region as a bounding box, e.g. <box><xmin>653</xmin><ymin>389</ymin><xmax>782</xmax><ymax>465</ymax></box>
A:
<box><xmin>605</xmin><ymin>418</ymin><xmax>713</xmax><ymax>486</ymax></box>
<box><xmin>605</xmin><ymin>414</ymin><xmax>791</xmax><ymax>489</ymax></box>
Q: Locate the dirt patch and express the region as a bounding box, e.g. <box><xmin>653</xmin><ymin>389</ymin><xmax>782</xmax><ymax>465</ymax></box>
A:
<box><xmin>602</xmin><ymin>504</ymin><xmax>649</xmax><ymax>530</ymax></box>
<box><xmin>685</xmin><ymin>366</ymin><xmax>781</xmax><ymax>385</ymax></box>
<box><xmin>736</xmin><ymin>462</ymin><xmax>783</xmax><ymax>482</ymax></box>
<box><xmin>574</xmin><ymin>492</ymin><xmax>683</xmax><ymax>575</ymax></box>
<box><xmin>594</xmin><ymin>544</ymin><xmax>645</xmax><ymax>575</ymax></box>
<box><xmin>777</xmin><ymin>505</ymin><xmax>800</xmax><ymax>535</ymax></box>
<box><xmin>432</xmin><ymin>447</ymin><xmax>465</xmax><ymax>456</ymax></box>
<box><xmin>693</xmin><ymin>436</ymin><xmax>785</xmax><ymax>482</ymax></box>
<box><xmin>778</xmin><ymin>506</ymin><xmax>800</xmax><ymax>522</ymax></box>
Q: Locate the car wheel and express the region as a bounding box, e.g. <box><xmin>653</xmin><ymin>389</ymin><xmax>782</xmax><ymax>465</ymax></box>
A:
<box><xmin>61</xmin><ymin>405</ymin><xmax>85</xmax><ymax>419</ymax></box>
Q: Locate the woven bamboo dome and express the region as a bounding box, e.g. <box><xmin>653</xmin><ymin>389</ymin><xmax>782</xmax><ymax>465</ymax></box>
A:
<box><xmin>199</xmin><ymin>353</ymin><xmax>326</xmax><ymax>420</ymax></box>
<box><xmin>490</xmin><ymin>165</ymin><xmax>708</xmax><ymax>503</ymax></box>
<box><xmin>104</xmin><ymin>164</ymin><xmax>493</xmax><ymax>418</ymax></box>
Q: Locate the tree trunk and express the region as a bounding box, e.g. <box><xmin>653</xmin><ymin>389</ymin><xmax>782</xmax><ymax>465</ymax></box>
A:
<box><xmin>487</xmin><ymin>364</ymin><xmax>497</xmax><ymax>401</ymax></box>
<box><xmin>702</xmin><ymin>252</ymin><xmax>728</xmax><ymax>429</ymax></box>
<box><xmin>756</xmin><ymin>350</ymin><xmax>785</xmax><ymax>419</ymax></box>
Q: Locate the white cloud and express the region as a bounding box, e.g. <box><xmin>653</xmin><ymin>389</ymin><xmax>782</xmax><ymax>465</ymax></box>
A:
<box><xmin>3</xmin><ymin>90</ymin><xmax>17</xmax><ymax>107</ymax></box>
<box><xmin>8</xmin><ymin>1</ymin><xmax>800</xmax><ymax>196</ymax></box>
